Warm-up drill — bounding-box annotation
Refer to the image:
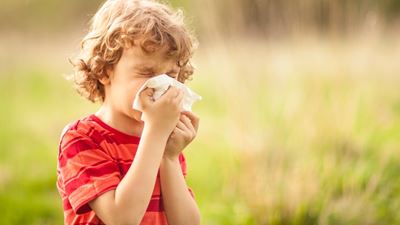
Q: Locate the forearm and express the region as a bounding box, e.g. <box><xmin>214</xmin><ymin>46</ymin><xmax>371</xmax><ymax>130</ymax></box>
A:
<box><xmin>159</xmin><ymin>156</ymin><xmax>201</xmax><ymax>225</ymax></box>
<box><xmin>114</xmin><ymin>124</ymin><xmax>169</xmax><ymax>223</ymax></box>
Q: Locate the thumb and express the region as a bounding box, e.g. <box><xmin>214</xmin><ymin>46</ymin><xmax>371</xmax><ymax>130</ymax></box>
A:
<box><xmin>139</xmin><ymin>88</ymin><xmax>155</xmax><ymax>107</ymax></box>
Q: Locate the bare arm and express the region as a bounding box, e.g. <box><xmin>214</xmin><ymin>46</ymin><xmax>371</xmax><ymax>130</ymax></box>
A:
<box><xmin>159</xmin><ymin>156</ymin><xmax>201</xmax><ymax>225</ymax></box>
<box><xmin>160</xmin><ymin>111</ymin><xmax>201</xmax><ymax>225</ymax></box>
<box><xmin>89</xmin><ymin>124</ymin><xmax>169</xmax><ymax>225</ymax></box>
<box><xmin>88</xmin><ymin>87</ymin><xmax>184</xmax><ymax>225</ymax></box>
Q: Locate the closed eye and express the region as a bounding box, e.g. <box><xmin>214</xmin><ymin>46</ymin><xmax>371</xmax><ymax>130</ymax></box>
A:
<box><xmin>137</xmin><ymin>71</ymin><xmax>155</xmax><ymax>77</ymax></box>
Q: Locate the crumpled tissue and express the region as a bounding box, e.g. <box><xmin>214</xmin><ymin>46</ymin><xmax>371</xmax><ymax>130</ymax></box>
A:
<box><xmin>132</xmin><ymin>74</ymin><xmax>202</xmax><ymax>113</ymax></box>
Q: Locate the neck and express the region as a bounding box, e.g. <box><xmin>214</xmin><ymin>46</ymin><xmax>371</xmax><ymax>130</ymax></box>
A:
<box><xmin>95</xmin><ymin>102</ymin><xmax>144</xmax><ymax>137</ymax></box>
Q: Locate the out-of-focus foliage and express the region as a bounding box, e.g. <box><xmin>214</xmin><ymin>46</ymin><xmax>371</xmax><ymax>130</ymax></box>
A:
<box><xmin>1</xmin><ymin>0</ymin><xmax>400</xmax><ymax>225</ymax></box>
<box><xmin>2</xmin><ymin>0</ymin><xmax>400</xmax><ymax>35</ymax></box>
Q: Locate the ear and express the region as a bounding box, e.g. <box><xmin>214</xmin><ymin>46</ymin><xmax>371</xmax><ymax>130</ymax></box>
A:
<box><xmin>99</xmin><ymin>75</ymin><xmax>110</xmax><ymax>85</ymax></box>
<box><xmin>99</xmin><ymin>68</ymin><xmax>113</xmax><ymax>85</ymax></box>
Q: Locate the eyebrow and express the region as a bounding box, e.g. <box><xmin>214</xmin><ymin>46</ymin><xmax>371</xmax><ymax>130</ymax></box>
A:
<box><xmin>135</xmin><ymin>63</ymin><xmax>178</xmax><ymax>76</ymax></box>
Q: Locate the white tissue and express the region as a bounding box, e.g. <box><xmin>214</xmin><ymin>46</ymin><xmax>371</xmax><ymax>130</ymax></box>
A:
<box><xmin>132</xmin><ymin>74</ymin><xmax>202</xmax><ymax>113</ymax></box>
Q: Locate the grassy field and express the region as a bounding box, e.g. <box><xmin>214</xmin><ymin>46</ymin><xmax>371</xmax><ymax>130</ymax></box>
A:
<box><xmin>0</xmin><ymin>35</ymin><xmax>399</xmax><ymax>225</ymax></box>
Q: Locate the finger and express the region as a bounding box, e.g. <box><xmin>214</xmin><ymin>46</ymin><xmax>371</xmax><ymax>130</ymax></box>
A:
<box><xmin>172</xmin><ymin>126</ymin><xmax>186</xmax><ymax>137</ymax></box>
<box><xmin>140</xmin><ymin>87</ymin><xmax>154</xmax><ymax>97</ymax></box>
<box><xmin>174</xmin><ymin>89</ymin><xmax>184</xmax><ymax>105</ymax></box>
<box><xmin>176</xmin><ymin>120</ymin><xmax>191</xmax><ymax>134</ymax></box>
<box><xmin>180</xmin><ymin>114</ymin><xmax>196</xmax><ymax>134</ymax></box>
<box><xmin>160</xmin><ymin>86</ymin><xmax>179</xmax><ymax>99</ymax></box>
<box><xmin>175</xmin><ymin>120</ymin><xmax>194</xmax><ymax>140</ymax></box>
<box><xmin>170</xmin><ymin>127</ymin><xmax>179</xmax><ymax>138</ymax></box>
<box><xmin>176</xmin><ymin>88</ymin><xmax>184</xmax><ymax>98</ymax></box>
<box><xmin>139</xmin><ymin>88</ymin><xmax>155</xmax><ymax>105</ymax></box>
<box><xmin>181</xmin><ymin>111</ymin><xmax>200</xmax><ymax>132</ymax></box>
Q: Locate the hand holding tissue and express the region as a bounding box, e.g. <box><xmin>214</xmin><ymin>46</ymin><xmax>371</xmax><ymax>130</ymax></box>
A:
<box><xmin>132</xmin><ymin>74</ymin><xmax>202</xmax><ymax>112</ymax></box>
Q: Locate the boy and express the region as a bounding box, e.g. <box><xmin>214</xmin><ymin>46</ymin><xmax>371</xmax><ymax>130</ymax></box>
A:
<box><xmin>56</xmin><ymin>0</ymin><xmax>201</xmax><ymax>224</ymax></box>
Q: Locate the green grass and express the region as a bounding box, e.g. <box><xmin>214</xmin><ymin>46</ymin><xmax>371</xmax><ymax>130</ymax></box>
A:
<box><xmin>1</xmin><ymin>37</ymin><xmax>400</xmax><ymax>225</ymax></box>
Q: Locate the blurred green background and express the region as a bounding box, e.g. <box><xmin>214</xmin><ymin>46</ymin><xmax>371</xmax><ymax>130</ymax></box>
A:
<box><xmin>1</xmin><ymin>0</ymin><xmax>400</xmax><ymax>224</ymax></box>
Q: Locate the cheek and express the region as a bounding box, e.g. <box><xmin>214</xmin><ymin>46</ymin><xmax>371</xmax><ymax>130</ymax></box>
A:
<box><xmin>107</xmin><ymin>84</ymin><xmax>133</xmax><ymax>113</ymax></box>
<box><xmin>131</xmin><ymin>79</ymin><xmax>149</xmax><ymax>97</ymax></box>
<box><xmin>126</xmin><ymin>79</ymin><xmax>148</xmax><ymax>108</ymax></box>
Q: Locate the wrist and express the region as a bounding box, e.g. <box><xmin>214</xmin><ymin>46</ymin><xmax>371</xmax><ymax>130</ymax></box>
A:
<box><xmin>142</xmin><ymin>123</ymin><xmax>170</xmax><ymax>143</ymax></box>
<box><xmin>143</xmin><ymin>121</ymin><xmax>169</xmax><ymax>134</ymax></box>
<box><xmin>160</xmin><ymin>155</ymin><xmax>181</xmax><ymax>174</ymax></box>
<box><xmin>162</xmin><ymin>153</ymin><xmax>180</xmax><ymax>162</ymax></box>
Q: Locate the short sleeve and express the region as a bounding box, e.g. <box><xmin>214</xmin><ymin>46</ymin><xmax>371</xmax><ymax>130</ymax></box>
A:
<box><xmin>58</xmin><ymin>130</ymin><xmax>121</xmax><ymax>214</ymax></box>
<box><xmin>178</xmin><ymin>153</ymin><xmax>195</xmax><ymax>198</ymax></box>
<box><xmin>178</xmin><ymin>153</ymin><xmax>188</xmax><ymax>177</ymax></box>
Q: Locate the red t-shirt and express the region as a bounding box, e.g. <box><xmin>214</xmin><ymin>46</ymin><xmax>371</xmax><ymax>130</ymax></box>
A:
<box><xmin>56</xmin><ymin>114</ymin><xmax>193</xmax><ymax>225</ymax></box>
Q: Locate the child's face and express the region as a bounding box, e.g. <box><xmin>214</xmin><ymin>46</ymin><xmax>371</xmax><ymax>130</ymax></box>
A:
<box><xmin>103</xmin><ymin>43</ymin><xmax>180</xmax><ymax>121</ymax></box>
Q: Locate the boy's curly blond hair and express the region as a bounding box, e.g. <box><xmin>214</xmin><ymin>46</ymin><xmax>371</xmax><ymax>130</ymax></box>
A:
<box><xmin>71</xmin><ymin>0</ymin><xmax>198</xmax><ymax>102</ymax></box>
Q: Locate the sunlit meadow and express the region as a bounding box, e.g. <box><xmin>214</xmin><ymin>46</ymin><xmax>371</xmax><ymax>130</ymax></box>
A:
<box><xmin>1</xmin><ymin>0</ymin><xmax>400</xmax><ymax>224</ymax></box>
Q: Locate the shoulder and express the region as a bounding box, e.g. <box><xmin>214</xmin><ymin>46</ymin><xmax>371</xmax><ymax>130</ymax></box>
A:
<box><xmin>58</xmin><ymin>115</ymin><xmax>103</xmax><ymax>152</ymax></box>
<box><xmin>60</xmin><ymin>115</ymin><xmax>91</xmax><ymax>138</ymax></box>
